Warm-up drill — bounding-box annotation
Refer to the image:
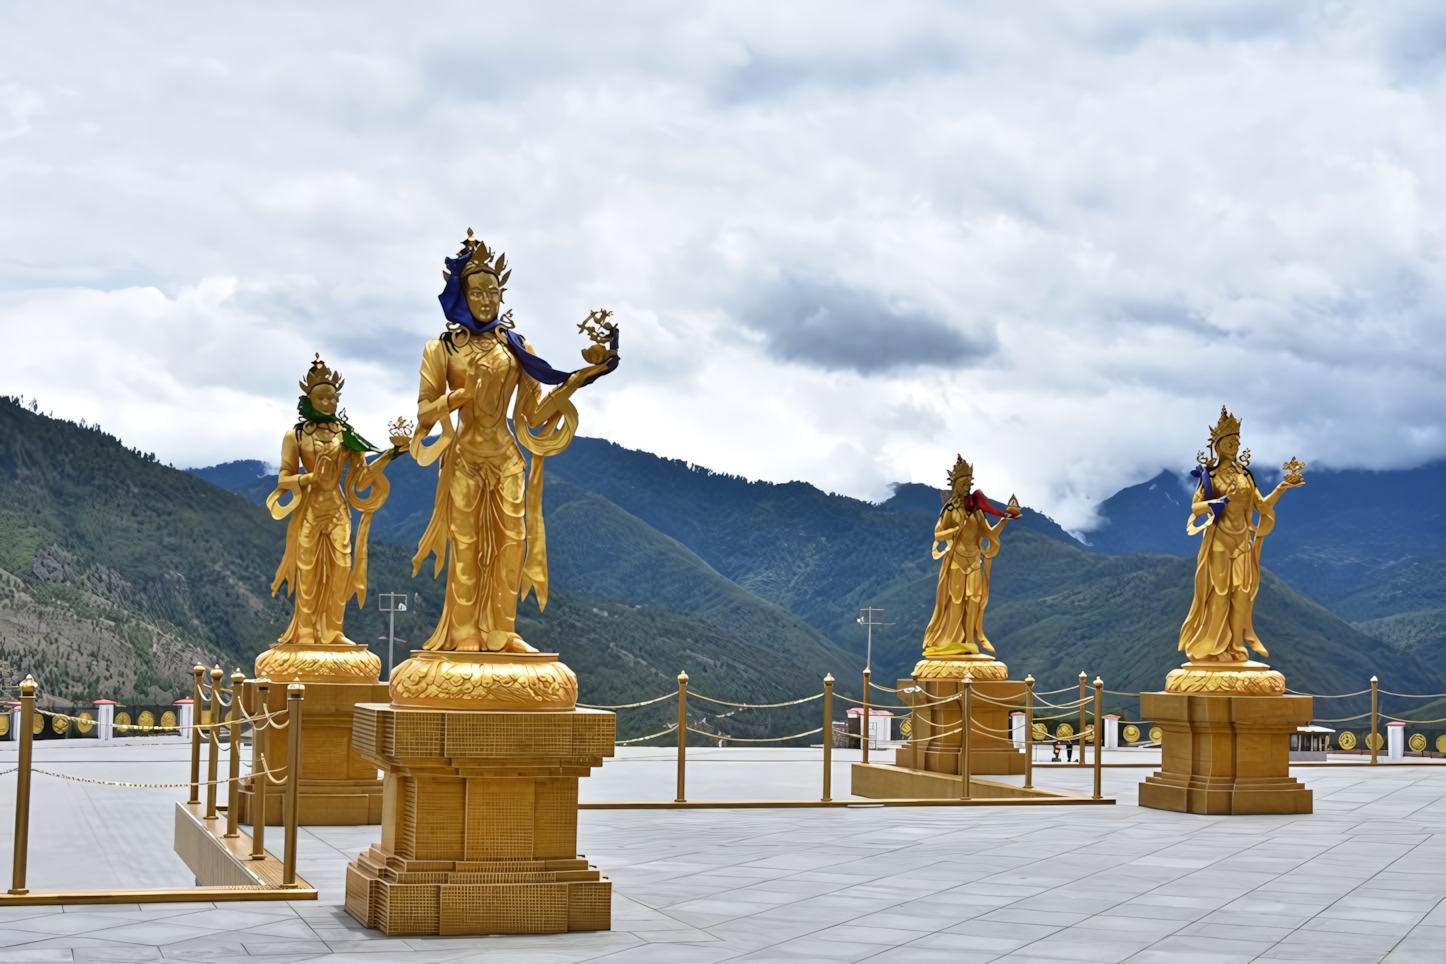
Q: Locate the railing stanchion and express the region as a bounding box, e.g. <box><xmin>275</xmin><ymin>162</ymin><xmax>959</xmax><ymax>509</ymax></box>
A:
<box><xmin>674</xmin><ymin>672</ymin><xmax>688</xmax><ymax>804</ymax></box>
<box><xmin>8</xmin><ymin>675</ymin><xmax>37</xmax><ymax>895</ymax></box>
<box><xmin>1370</xmin><ymin>676</ymin><xmax>1379</xmax><ymax>766</ymax></box>
<box><xmin>225</xmin><ymin>669</ymin><xmax>244</xmax><ymax>838</ymax></box>
<box><xmin>281</xmin><ymin>683</ymin><xmax>304</xmax><ymax>888</ymax></box>
<box><xmin>1078</xmin><ymin>671</ymin><xmax>1087</xmax><ymax>766</ymax></box>
<box><xmin>251</xmin><ymin>679</ymin><xmax>269</xmax><ymax>860</ymax></box>
<box><xmin>861</xmin><ymin>667</ymin><xmax>871</xmax><ymax>766</ymax></box>
<box><xmin>822</xmin><ymin>674</ymin><xmax>834</xmax><ymax>802</ymax></box>
<box><xmin>1093</xmin><ymin>677</ymin><xmax>1104</xmax><ymax>800</ymax></box>
<box><xmin>206</xmin><ymin>665</ymin><xmax>222</xmax><ymax>819</ymax></box>
<box><xmin>189</xmin><ymin>664</ymin><xmax>204</xmax><ymax>805</ymax></box>
<box><xmin>1024</xmin><ymin>675</ymin><xmax>1035</xmax><ymax>790</ymax></box>
<box><xmin>959</xmin><ymin>675</ymin><xmax>973</xmax><ymax>801</ymax></box>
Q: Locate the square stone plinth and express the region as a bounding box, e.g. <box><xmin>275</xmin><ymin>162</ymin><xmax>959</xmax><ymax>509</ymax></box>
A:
<box><xmin>892</xmin><ymin>677</ymin><xmax>1025</xmax><ymax>776</ymax></box>
<box><xmin>238</xmin><ymin>679</ymin><xmax>391</xmax><ymax>826</ymax></box>
<box><xmin>1139</xmin><ymin>691</ymin><xmax>1313</xmax><ymax>815</ymax></box>
<box><xmin>344</xmin><ymin>703</ymin><xmax>615</xmax><ymax>936</ymax></box>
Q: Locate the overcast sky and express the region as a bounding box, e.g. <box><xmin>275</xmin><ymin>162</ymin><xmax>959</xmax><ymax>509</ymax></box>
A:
<box><xmin>3</xmin><ymin>2</ymin><xmax>1445</xmax><ymax>531</ymax></box>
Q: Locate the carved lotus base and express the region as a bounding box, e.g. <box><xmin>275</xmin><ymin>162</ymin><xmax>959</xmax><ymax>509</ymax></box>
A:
<box><xmin>912</xmin><ymin>654</ymin><xmax>1010</xmax><ymax>681</ymax></box>
<box><xmin>254</xmin><ymin>643</ymin><xmax>382</xmax><ymax>683</ymax></box>
<box><xmin>389</xmin><ymin>651</ymin><xmax>578</xmax><ymax>711</ymax></box>
<box><xmin>1165</xmin><ymin>660</ymin><xmax>1285</xmax><ymax>696</ymax></box>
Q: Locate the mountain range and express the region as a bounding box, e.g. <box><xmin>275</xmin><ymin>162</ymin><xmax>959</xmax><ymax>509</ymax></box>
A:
<box><xmin>3</xmin><ymin>392</ymin><xmax>1441</xmax><ymax>735</ymax></box>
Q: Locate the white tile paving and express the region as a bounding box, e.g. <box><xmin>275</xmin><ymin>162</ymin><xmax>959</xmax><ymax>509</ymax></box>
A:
<box><xmin>0</xmin><ymin>742</ymin><xmax>1442</xmax><ymax>960</ymax></box>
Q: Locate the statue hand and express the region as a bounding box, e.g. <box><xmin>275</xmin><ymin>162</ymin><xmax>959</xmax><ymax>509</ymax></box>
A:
<box><xmin>297</xmin><ymin>472</ymin><xmax>317</xmax><ymax>488</ymax></box>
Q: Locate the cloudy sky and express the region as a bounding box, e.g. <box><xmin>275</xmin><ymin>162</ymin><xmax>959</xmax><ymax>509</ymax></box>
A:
<box><xmin>3</xmin><ymin>2</ymin><xmax>1445</xmax><ymax>531</ymax></box>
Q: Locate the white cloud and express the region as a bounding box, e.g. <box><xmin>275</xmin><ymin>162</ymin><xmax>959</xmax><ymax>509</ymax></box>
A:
<box><xmin>1</xmin><ymin>2</ymin><xmax>1445</xmax><ymax>532</ymax></box>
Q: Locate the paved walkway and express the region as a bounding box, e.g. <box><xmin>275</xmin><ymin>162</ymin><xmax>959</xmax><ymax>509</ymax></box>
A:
<box><xmin>0</xmin><ymin>742</ymin><xmax>1440</xmax><ymax>962</ymax></box>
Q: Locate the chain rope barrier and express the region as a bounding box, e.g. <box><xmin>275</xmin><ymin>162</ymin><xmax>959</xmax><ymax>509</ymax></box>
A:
<box><xmin>577</xmin><ymin>692</ymin><xmax>678</xmax><ymax>710</ymax></box>
<box><xmin>616</xmin><ymin>723</ymin><xmax>680</xmax><ymax>745</ymax></box>
<box><xmin>685</xmin><ymin>725</ymin><xmax>824</xmax><ymax>743</ymax></box>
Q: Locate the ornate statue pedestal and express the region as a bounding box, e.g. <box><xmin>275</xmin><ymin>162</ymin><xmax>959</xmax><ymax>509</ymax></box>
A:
<box><xmin>239</xmin><ymin>644</ymin><xmax>389</xmax><ymax>826</ymax></box>
<box><xmin>893</xmin><ymin>656</ymin><xmax>1024</xmax><ymax>776</ymax></box>
<box><xmin>854</xmin><ymin>655</ymin><xmax>1024</xmax><ymax>799</ymax></box>
<box><xmin>344</xmin><ymin>652</ymin><xmax>615</xmax><ymax>936</ymax></box>
<box><xmin>1139</xmin><ymin>669</ymin><xmax>1312</xmax><ymax>815</ymax></box>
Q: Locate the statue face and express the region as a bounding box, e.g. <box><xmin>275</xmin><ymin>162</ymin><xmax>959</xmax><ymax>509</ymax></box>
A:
<box><xmin>309</xmin><ymin>384</ymin><xmax>339</xmax><ymax>417</ymax></box>
<box><xmin>464</xmin><ymin>272</ymin><xmax>501</xmax><ymax>324</ymax></box>
<box><xmin>1216</xmin><ymin>434</ymin><xmax>1240</xmax><ymax>460</ymax></box>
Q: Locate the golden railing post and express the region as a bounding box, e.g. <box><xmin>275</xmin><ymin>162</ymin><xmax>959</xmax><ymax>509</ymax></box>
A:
<box><xmin>1078</xmin><ymin>671</ymin><xmax>1087</xmax><ymax>766</ymax></box>
<box><xmin>1370</xmin><ymin>675</ymin><xmax>1379</xmax><ymax>766</ymax></box>
<box><xmin>225</xmin><ymin>669</ymin><xmax>244</xmax><ymax>838</ymax></box>
<box><xmin>674</xmin><ymin>671</ymin><xmax>688</xmax><ymax>804</ymax></box>
<box><xmin>959</xmin><ymin>674</ymin><xmax>973</xmax><ymax>801</ymax></box>
<box><xmin>861</xmin><ymin>667</ymin><xmax>871</xmax><ymax>766</ymax></box>
<box><xmin>250</xmin><ymin>679</ymin><xmax>269</xmax><ymax>860</ymax></box>
<box><xmin>1092</xmin><ymin>677</ymin><xmax>1104</xmax><ymax>800</ymax></box>
<box><xmin>189</xmin><ymin>663</ymin><xmax>204</xmax><ymax>805</ymax></box>
<box><xmin>282</xmin><ymin>682</ymin><xmax>304</xmax><ymax>888</ymax></box>
<box><xmin>822</xmin><ymin>674</ymin><xmax>834</xmax><ymax>802</ymax></box>
<box><xmin>206</xmin><ymin>665</ymin><xmax>222</xmax><ymax>820</ymax></box>
<box><xmin>9</xmin><ymin>675</ymin><xmax>37</xmax><ymax>895</ymax></box>
<box><xmin>1024</xmin><ymin>675</ymin><xmax>1035</xmax><ymax>790</ymax></box>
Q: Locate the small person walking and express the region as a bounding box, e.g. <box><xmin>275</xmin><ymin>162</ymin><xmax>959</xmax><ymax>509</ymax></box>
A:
<box><xmin>1066</xmin><ymin>740</ymin><xmax>1074</xmax><ymax>763</ymax></box>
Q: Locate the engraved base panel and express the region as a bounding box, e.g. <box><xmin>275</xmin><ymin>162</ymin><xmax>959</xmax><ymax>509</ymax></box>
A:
<box><xmin>254</xmin><ymin>643</ymin><xmax>382</xmax><ymax>683</ymax></box>
<box><xmin>344</xmin><ymin>703</ymin><xmax>615</xmax><ymax>936</ymax></box>
<box><xmin>1164</xmin><ymin>660</ymin><xmax>1286</xmax><ymax>696</ymax></box>
<box><xmin>238</xmin><ymin>679</ymin><xmax>390</xmax><ymax>826</ymax></box>
<box><xmin>894</xmin><ymin>676</ymin><xmax>1025</xmax><ymax>776</ymax></box>
<box><xmin>389</xmin><ymin>651</ymin><xmax>578</xmax><ymax>711</ymax></box>
<box><xmin>1138</xmin><ymin>691</ymin><xmax>1313</xmax><ymax>815</ymax></box>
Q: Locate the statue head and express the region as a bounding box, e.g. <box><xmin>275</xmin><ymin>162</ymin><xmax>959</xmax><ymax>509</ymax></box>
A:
<box><xmin>947</xmin><ymin>454</ymin><xmax>974</xmax><ymax>495</ymax></box>
<box><xmin>1208</xmin><ymin>405</ymin><xmax>1242</xmax><ymax>461</ymax></box>
<box><xmin>299</xmin><ymin>354</ymin><xmax>343</xmax><ymax>417</ymax></box>
<box><xmin>440</xmin><ymin>229</ymin><xmax>512</xmax><ymax>330</ymax></box>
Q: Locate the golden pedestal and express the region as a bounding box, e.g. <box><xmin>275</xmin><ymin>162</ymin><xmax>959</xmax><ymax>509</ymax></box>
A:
<box><xmin>1139</xmin><ymin>683</ymin><xmax>1313</xmax><ymax>815</ymax></box>
<box><xmin>239</xmin><ymin>644</ymin><xmax>389</xmax><ymax>826</ymax></box>
<box><xmin>891</xmin><ymin>655</ymin><xmax>1024</xmax><ymax>777</ymax></box>
<box><xmin>344</xmin><ymin>651</ymin><xmax>614</xmax><ymax>936</ymax></box>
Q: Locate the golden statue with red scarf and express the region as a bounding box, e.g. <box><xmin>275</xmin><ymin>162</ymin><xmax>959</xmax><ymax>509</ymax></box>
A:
<box><xmin>918</xmin><ymin>455</ymin><xmax>1020</xmax><ymax>675</ymax></box>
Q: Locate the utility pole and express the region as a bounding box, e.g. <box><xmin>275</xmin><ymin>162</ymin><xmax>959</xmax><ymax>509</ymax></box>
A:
<box><xmin>856</xmin><ymin>607</ymin><xmax>892</xmax><ymax>674</ymax></box>
<box><xmin>377</xmin><ymin>592</ymin><xmax>411</xmax><ymax>679</ymax></box>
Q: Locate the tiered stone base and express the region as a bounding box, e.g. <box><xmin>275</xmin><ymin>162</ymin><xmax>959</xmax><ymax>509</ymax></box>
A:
<box><xmin>238</xmin><ymin>667</ymin><xmax>389</xmax><ymax>826</ymax></box>
<box><xmin>343</xmin><ymin>697</ymin><xmax>614</xmax><ymax>936</ymax></box>
<box><xmin>891</xmin><ymin>655</ymin><xmax>1024</xmax><ymax>777</ymax></box>
<box><xmin>1139</xmin><ymin>691</ymin><xmax>1313</xmax><ymax>815</ymax></box>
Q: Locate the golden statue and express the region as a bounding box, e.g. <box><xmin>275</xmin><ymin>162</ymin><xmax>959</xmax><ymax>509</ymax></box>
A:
<box><xmin>408</xmin><ymin>229</ymin><xmax>618</xmax><ymax>657</ymax></box>
<box><xmin>264</xmin><ymin>355</ymin><xmax>410</xmax><ymax>652</ymax></box>
<box><xmin>1169</xmin><ymin>406</ymin><xmax>1304</xmax><ymax>694</ymax></box>
<box><xmin>920</xmin><ymin>455</ymin><xmax>1020</xmax><ymax>662</ymax></box>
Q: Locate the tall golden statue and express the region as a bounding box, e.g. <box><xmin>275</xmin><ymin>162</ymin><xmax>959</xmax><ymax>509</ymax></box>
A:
<box><xmin>1168</xmin><ymin>406</ymin><xmax>1304</xmax><ymax>693</ymax></box>
<box><xmin>921</xmin><ymin>455</ymin><xmax>1020</xmax><ymax>660</ymax></box>
<box><xmin>265</xmin><ymin>356</ymin><xmax>409</xmax><ymax>648</ymax></box>
<box><xmin>408</xmin><ymin>230</ymin><xmax>618</xmax><ymax>656</ymax></box>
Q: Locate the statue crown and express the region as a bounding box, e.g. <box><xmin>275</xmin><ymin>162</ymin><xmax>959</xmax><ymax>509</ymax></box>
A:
<box><xmin>299</xmin><ymin>353</ymin><xmax>344</xmax><ymax>394</ymax></box>
<box><xmin>1209</xmin><ymin>405</ymin><xmax>1241</xmax><ymax>445</ymax></box>
<box><xmin>450</xmin><ymin>228</ymin><xmax>512</xmax><ymax>295</ymax></box>
<box><xmin>947</xmin><ymin>454</ymin><xmax>974</xmax><ymax>487</ymax></box>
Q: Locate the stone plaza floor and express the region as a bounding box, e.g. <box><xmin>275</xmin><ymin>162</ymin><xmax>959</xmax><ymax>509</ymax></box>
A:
<box><xmin>0</xmin><ymin>740</ymin><xmax>1441</xmax><ymax>962</ymax></box>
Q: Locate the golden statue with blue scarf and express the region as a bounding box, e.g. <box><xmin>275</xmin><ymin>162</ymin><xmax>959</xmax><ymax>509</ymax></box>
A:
<box><xmin>406</xmin><ymin>230</ymin><xmax>618</xmax><ymax>665</ymax></box>
<box><xmin>1167</xmin><ymin>406</ymin><xmax>1305</xmax><ymax>694</ymax></box>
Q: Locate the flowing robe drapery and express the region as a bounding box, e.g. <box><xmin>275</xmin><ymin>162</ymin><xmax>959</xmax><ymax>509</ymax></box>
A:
<box><xmin>267</xmin><ymin>426</ymin><xmax>389</xmax><ymax>645</ymax></box>
<box><xmin>410</xmin><ymin>329</ymin><xmax>561</xmax><ymax>651</ymax></box>
<box><xmin>1178</xmin><ymin>465</ymin><xmax>1276</xmax><ymax>661</ymax></box>
<box><xmin>922</xmin><ymin>505</ymin><xmax>1003</xmax><ymax>656</ymax></box>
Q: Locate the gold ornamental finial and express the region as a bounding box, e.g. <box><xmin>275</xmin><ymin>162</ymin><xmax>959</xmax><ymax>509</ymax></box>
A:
<box><xmin>299</xmin><ymin>353</ymin><xmax>345</xmax><ymax>395</ymax></box>
<box><xmin>946</xmin><ymin>454</ymin><xmax>974</xmax><ymax>489</ymax></box>
<box><xmin>1283</xmin><ymin>456</ymin><xmax>1306</xmax><ymax>485</ymax></box>
<box><xmin>1208</xmin><ymin>405</ymin><xmax>1241</xmax><ymax>446</ymax></box>
<box><xmin>454</xmin><ymin>230</ymin><xmax>511</xmax><ymax>293</ymax></box>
